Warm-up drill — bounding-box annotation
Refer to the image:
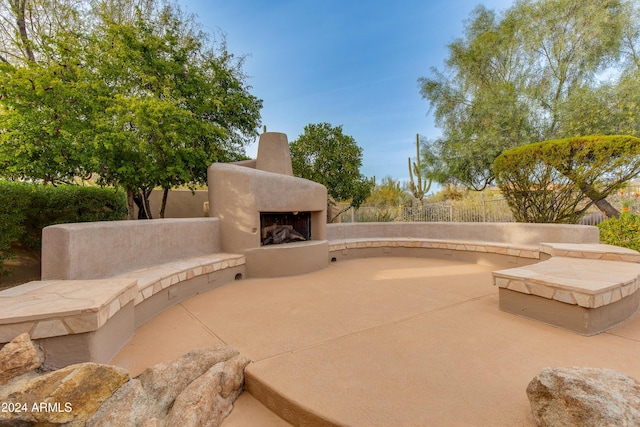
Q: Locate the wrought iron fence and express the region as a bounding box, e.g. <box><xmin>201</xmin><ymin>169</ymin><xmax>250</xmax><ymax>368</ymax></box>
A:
<box><xmin>339</xmin><ymin>198</ymin><xmax>514</xmax><ymax>223</ymax></box>
<box><xmin>338</xmin><ymin>184</ymin><xmax>640</xmax><ymax>224</ymax></box>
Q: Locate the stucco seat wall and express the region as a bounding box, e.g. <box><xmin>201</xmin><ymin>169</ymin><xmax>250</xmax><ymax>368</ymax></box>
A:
<box><xmin>326</xmin><ymin>222</ymin><xmax>600</xmax><ymax>268</ymax></box>
<box><xmin>1</xmin><ymin>218</ymin><xmax>245</xmax><ymax>368</ymax></box>
<box><xmin>326</xmin><ymin>222</ymin><xmax>600</xmax><ymax>246</ymax></box>
<box><xmin>41</xmin><ymin>218</ymin><xmax>222</xmax><ymax>280</ymax></box>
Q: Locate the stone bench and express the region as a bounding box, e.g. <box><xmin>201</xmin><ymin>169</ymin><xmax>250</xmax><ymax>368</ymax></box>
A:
<box><xmin>494</xmin><ymin>244</ymin><xmax>640</xmax><ymax>335</ymax></box>
<box><xmin>326</xmin><ymin>222</ymin><xmax>600</xmax><ymax>267</ymax></box>
<box><xmin>0</xmin><ymin>218</ymin><xmax>246</xmax><ymax>369</ymax></box>
<box><xmin>328</xmin><ymin>237</ymin><xmax>541</xmax><ymax>267</ymax></box>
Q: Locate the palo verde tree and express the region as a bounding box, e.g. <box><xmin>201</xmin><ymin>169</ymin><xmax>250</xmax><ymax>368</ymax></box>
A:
<box><xmin>419</xmin><ymin>0</ymin><xmax>639</xmax><ymax>189</ymax></box>
<box><xmin>494</xmin><ymin>135</ymin><xmax>640</xmax><ymax>223</ymax></box>
<box><xmin>290</xmin><ymin>123</ymin><xmax>374</xmax><ymax>221</ymax></box>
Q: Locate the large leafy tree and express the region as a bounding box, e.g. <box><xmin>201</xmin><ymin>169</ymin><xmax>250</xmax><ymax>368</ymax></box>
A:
<box><xmin>0</xmin><ymin>0</ymin><xmax>262</xmax><ymax>219</ymax></box>
<box><xmin>419</xmin><ymin>0</ymin><xmax>639</xmax><ymax>189</ymax></box>
<box><xmin>290</xmin><ymin>123</ymin><xmax>373</xmax><ymax>221</ymax></box>
<box><xmin>88</xmin><ymin>6</ymin><xmax>261</xmax><ymax>218</ymax></box>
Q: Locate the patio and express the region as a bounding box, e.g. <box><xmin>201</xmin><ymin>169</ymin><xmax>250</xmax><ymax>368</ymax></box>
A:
<box><xmin>111</xmin><ymin>256</ymin><xmax>640</xmax><ymax>426</ymax></box>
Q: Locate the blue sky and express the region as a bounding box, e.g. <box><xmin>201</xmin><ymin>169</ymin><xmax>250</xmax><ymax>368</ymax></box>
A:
<box><xmin>181</xmin><ymin>0</ymin><xmax>515</xmax><ymax>188</ymax></box>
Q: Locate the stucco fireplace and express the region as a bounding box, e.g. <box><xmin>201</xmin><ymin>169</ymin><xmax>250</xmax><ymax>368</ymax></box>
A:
<box><xmin>207</xmin><ymin>132</ymin><xmax>328</xmax><ymax>277</ymax></box>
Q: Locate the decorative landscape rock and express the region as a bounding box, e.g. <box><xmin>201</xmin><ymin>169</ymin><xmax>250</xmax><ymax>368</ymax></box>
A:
<box><xmin>527</xmin><ymin>367</ymin><xmax>640</xmax><ymax>427</ymax></box>
<box><xmin>0</xmin><ymin>343</ymin><xmax>248</xmax><ymax>427</ymax></box>
<box><xmin>84</xmin><ymin>379</ymin><xmax>156</xmax><ymax>427</ymax></box>
<box><xmin>136</xmin><ymin>346</ymin><xmax>241</xmax><ymax>412</ymax></box>
<box><xmin>87</xmin><ymin>346</ymin><xmax>250</xmax><ymax>427</ymax></box>
<box><xmin>0</xmin><ymin>333</ymin><xmax>41</xmax><ymax>385</ymax></box>
<box><xmin>165</xmin><ymin>353</ymin><xmax>250</xmax><ymax>426</ymax></box>
<box><xmin>0</xmin><ymin>362</ymin><xmax>129</xmax><ymax>426</ymax></box>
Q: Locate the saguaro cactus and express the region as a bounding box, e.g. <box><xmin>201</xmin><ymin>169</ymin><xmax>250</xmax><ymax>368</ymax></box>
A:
<box><xmin>408</xmin><ymin>133</ymin><xmax>431</xmax><ymax>206</ymax></box>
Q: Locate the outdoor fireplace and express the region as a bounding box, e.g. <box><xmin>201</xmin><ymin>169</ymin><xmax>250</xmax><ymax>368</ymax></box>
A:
<box><xmin>260</xmin><ymin>212</ymin><xmax>311</xmax><ymax>245</ymax></box>
<box><xmin>208</xmin><ymin>131</ymin><xmax>328</xmax><ymax>277</ymax></box>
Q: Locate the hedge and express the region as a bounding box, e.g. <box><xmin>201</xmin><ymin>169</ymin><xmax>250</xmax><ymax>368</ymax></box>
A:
<box><xmin>0</xmin><ymin>181</ymin><xmax>127</xmax><ymax>276</ymax></box>
<box><xmin>598</xmin><ymin>212</ymin><xmax>640</xmax><ymax>251</ymax></box>
<box><xmin>494</xmin><ymin>135</ymin><xmax>640</xmax><ymax>223</ymax></box>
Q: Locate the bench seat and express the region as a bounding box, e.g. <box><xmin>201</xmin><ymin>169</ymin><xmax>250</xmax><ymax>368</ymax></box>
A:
<box><xmin>539</xmin><ymin>242</ymin><xmax>640</xmax><ymax>263</ymax></box>
<box><xmin>0</xmin><ymin>278</ymin><xmax>137</xmax><ymax>343</ymax></box>
<box><xmin>328</xmin><ymin>237</ymin><xmax>540</xmax><ymax>266</ymax></box>
<box><xmin>0</xmin><ymin>253</ymin><xmax>245</xmax><ymax>368</ymax></box>
<box><xmin>494</xmin><ymin>256</ymin><xmax>640</xmax><ymax>335</ymax></box>
<box><xmin>113</xmin><ymin>253</ymin><xmax>245</xmax><ymax>305</ymax></box>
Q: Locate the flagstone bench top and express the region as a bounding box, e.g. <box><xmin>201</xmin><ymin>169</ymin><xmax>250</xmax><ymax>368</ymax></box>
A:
<box><xmin>539</xmin><ymin>242</ymin><xmax>640</xmax><ymax>263</ymax></box>
<box><xmin>493</xmin><ymin>256</ymin><xmax>640</xmax><ymax>309</ymax></box>
<box><xmin>0</xmin><ymin>278</ymin><xmax>137</xmax><ymax>342</ymax></box>
<box><xmin>328</xmin><ymin>238</ymin><xmax>540</xmax><ymax>258</ymax></box>
<box><xmin>113</xmin><ymin>253</ymin><xmax>245</xmax><ymax>305</ymax></box>
<box><xmin>0</xmin><ymin>253</ymin><xmax>245</xmax><ymax>342</ymax></box>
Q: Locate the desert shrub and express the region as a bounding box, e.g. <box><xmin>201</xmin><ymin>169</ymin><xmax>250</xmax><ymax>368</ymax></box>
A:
<box><xmin>0</xmin><ymin>181</ymin><xmax>127</xmax><ymax>274</ymax></box>
<box><xmin>598</xmin><ymin>212</ymin><xmax>640</xmax><ymax>251</ymax></box>
<box><xmin>359</xmin><ymin>209</ymin><xmax>397</xmax><ymax>222</ymax></box>
<box><xmin>494</xmin><ymin>135</ymin><xmax>640</xmax><ymax>223</ymax></box>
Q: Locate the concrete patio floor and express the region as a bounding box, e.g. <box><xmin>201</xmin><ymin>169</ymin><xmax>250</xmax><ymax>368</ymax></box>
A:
<box><xmin>111</xmin><ymin>257</ymin><xmax>640</xmax><ymax>426</ymax></box>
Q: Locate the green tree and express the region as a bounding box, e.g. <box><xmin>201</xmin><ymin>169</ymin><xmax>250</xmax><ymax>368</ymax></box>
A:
<box><xmin>419</xmin><ymin>0</ymin><xmax>638</xmax><ymax>189</ymax></box>
<box><xmin>0</xmin><ymin>23</ymin><xmax>95</xmax><ymax>183</ymax></box>
<box><xmin>365</xmin><ymin>176</ymin><xmax>410</xmax><ymax>208</ymax></box>
<box><xmin>290</xmin><ymin>123</ymin><xmax>373</xmax><ymax>221</ymax></box>
<box><xmin>0</xmin><ymin>1</ymin><xmax>262</xmax><ymax>219</ymax></box>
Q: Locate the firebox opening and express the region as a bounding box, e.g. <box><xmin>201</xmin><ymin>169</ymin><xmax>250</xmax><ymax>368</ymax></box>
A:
<box><xmin>260</xmin><ymin>212</ymin><xmax>311</xmax><ymax>246</ymax></box>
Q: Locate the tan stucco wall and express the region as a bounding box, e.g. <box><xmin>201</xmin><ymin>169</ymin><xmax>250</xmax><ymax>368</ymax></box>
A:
<box><xmin>244</xmin><ymin>241</ymin><xmax>329</xmax><ymax>278</ymax></box>
<box><xmin>326</xmin><ymin>222</ymin><xmax>600</xmax><ymax>246</ymax></box>
<box><xmin>41</xmin><ymin>218</ymin><xmax>221</xmax><ymax>280</ymax></box>
<box><xmin>255</xmin><ymin>132</ymin><xmax>293</xmax><ymax>176</ymax></box>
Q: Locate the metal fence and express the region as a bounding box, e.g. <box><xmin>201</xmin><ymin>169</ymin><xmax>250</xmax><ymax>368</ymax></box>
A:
<box><xmin>339</xmin><ymin>198</ymin><xmax>514</xmax><ymax>223</ymax></box>
<box><xmin>338</xmin><ymin>185</ymin><xmax>640</xmax><ymax>225</ymax></box>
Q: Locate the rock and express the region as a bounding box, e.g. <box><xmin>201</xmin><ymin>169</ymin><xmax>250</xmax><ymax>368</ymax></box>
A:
<box><xmin>88</xmin><ymin>346</ymin><xmax>250</xmax><ymax>427</ymax></box>
<box><xmin>85</xmin><ymin>379</ymin><xmax>155</xmax><ymax>427</ymax></box>
<box><xmin>527</xmin><ymin>367</ymin><xmax>640</xmax><ymax>427</ymax></box>
<box><xmin>165</xmin><ymin>354</ymin><xmax>250</xmax><ymax>427</ymax></box>
<box><xmin>0</xmin><ymin>333</ymin><xmax>41</xmax><ymax>385</ymax></box>
<box><xmin>137</xmin><ymin>346</ymin><xmax>239</xmax><ymax>414</ymax></box>
<box><xmin>0</xmin><ymin>362</ymin><xmax>129</xmax><ymax>427</ymax></box>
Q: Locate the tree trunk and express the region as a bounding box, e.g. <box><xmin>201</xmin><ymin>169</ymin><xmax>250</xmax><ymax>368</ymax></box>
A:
<box><xmin>126</xmin><ymin>188</ymin><xmax>136</xmax><ymax>220</ymax></box>
<box><xmin>10</xmin><ymin>0</ymin><xmax>35</xmax><ymax>62</ymax></box>
<box><xmin>159</xmin><ymin>188</ymin><xmax>169</xmax><ymax>219</ymax></box>
<box><xmin>593</xmin><ymin>198</ymin><xmax>620</xmax><ymax>219</ymax></box>
<box><xmin>133</xmin><ymin>189</ymin><xmax>153</xmax><ymax>219</ymax></box>
<box><xmin>577</xmin><ymin>182</ymin><xmax>620</xmax><ymax>219</ymax></box>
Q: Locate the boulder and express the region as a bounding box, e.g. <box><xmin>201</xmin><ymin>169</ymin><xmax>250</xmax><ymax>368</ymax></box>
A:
<box><xmin>165</xmin><ymin>354</ymin><xmax>250</xmax><ymax>426</ymax></box>
<box><xmin>527</xmin><ymin>367</ymin><xmax>640</xmax><ymax>427</ymax></box>
<box><xmin>85</xmin><ymin>379</ymin><xmax>155</xmax><ymax>427</ymax></box>
<box><xmin>87</xmin><ymin>346</ymin><xmax>250</xmax><ymax>427</ymax></box>
<box><xmin>137</xmin><ymin>346</ymin><xmax>239</xmax><ymax>413</ymax></box>
<box><xmin>0</xmin><ymin>333</ymin><xmax>41</xmax><ymax>385</ymax></box>
<box><xmin>0</xmin><ymin>362</ymin><xmax>129</xmax><ymax>426</ymax></box>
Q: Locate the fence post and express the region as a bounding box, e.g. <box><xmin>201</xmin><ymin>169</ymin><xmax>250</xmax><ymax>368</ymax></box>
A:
<box><xmin>482</xmin><ymin>197</ymin><xmax>486</xmax><ymax>222</ymax></box>
<box><xmin>449</xmin><ymin>204</ymin><xmax>453</xmax><ymax>222</ymax></box>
